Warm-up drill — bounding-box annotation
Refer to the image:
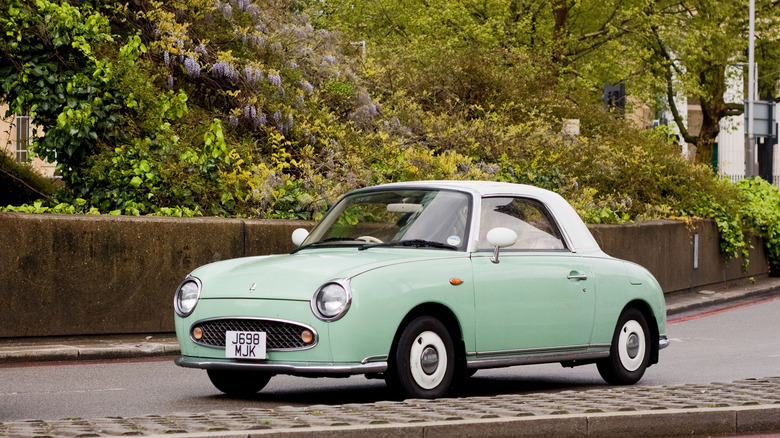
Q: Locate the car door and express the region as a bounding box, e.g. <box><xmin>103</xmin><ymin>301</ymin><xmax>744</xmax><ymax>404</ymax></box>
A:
<box><xmin>471</xmin><ymin>196</ymin><xmax>596</xmax><ymax>354</ymax></box>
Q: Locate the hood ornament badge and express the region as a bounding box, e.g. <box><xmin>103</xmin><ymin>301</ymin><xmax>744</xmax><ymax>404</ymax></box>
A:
<box><xmin>249</xmin><ymin>282</ymin><xmax>257</xmax><ymax>292</ymax></box>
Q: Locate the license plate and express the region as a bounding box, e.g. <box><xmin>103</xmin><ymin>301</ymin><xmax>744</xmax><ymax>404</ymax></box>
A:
<box><xmin>225</xmin><ymin>331</ymin><xmax>266</xmax><ymax>359</ymax></box>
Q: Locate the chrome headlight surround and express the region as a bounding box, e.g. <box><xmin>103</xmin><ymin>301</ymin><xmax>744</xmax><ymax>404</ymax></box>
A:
<box><xmin>174</xmin><ymin>276</ymin><xmax>202</xmax><ymax>317</ymax></box>
<box><xmin>311</xmin><ymin>279</ymin><xmax>352</xmax><ymax>322</ymax></box>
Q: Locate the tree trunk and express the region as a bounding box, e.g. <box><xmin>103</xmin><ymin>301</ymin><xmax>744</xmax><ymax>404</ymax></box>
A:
<box><xmin>550</xmin><ymin>0</ymin><xmax>573</xmax><ymax>68</ymax></box>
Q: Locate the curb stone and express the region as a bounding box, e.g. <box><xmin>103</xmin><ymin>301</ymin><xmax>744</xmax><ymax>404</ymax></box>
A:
<box><xmin>1</xmin><ymin>379</ymin><xmax>778</xmax><ymax>438</ymax></box>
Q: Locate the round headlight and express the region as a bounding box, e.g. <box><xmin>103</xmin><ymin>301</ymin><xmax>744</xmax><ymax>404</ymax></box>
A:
<box><xmin>311</xmin><ymin>280</ymin><xmax>351</xmax><ymax>321</ymax></box>
<box><xmin>174</xmin><ymin>277</ymin><xmax>201</xmax><ymax>317</ymax></box>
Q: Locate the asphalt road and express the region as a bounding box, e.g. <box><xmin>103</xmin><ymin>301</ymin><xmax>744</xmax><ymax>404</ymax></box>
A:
<box><xmin>1</xmin><ymin>296</ymin><xmax>778</xmax><ymax>422</ymax></box>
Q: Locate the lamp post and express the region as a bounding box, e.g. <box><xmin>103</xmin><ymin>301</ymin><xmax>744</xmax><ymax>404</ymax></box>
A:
<box><xmin>746</xmin><ymin>0</ymin><xmax>756</xmax><ymax>177</ymax></box>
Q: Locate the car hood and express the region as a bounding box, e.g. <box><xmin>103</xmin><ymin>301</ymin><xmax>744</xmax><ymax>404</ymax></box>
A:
<box><xmin>190</xmin><ymin>248</ymin><xmax>464</xmax><ymax>301</ymax></box>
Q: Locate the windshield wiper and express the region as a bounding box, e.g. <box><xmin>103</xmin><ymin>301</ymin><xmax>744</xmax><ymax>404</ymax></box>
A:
<box><xmin>359</xmin><ymin>239</ymin><xmax>457</xmax><ymax>251</ymax></box>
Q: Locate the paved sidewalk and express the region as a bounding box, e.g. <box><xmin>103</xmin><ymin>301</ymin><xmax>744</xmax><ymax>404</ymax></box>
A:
<box><xmin>1</xmin><ymin>378</ymin><xmax>778</xmax><ymax>437</ymax></box>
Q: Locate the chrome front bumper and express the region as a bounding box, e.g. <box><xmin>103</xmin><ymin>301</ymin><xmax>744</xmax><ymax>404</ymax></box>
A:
<box><xmin>659</xmin><ymin>335</ymin><xmax>670</xmax><ymax>350</ymax></box>
<box><xmin>175</xmin><ymin>356</ymin><xmax>388</xmax><ymax>376</ymax></box>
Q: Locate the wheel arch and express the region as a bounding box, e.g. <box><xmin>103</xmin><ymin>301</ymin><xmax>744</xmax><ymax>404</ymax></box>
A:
<box><xmin>622</xmin><ymin>299</ymin><xmax>660</xmax><ymax>366</ymax></box>
<box><xmin>388</xmin><ymin>303</ymin><xmax>465</xmax><ymax>368</ymax></box>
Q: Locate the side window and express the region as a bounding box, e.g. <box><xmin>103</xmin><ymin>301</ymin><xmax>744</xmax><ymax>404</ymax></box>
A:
<box><xmin>478</xmin><ymin>197</ymin><xmax>566</xmax><ymax>250</ymax></box>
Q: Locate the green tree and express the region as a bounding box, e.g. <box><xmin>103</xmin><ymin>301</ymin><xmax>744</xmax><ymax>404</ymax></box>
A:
<box><xmin>631</xmin><ymin>0</ymin><xmax>780</xmax><ymax>163</ymax></box>
<box><xmin>0</xmin><ymin>0</ymin><xmax>121</xmax><ymax>184</ymax></box>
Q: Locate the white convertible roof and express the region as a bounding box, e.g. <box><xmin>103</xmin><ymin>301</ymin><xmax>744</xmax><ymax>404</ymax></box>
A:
<box><xmin>358</xmin><ymin>180</ymin><xmax>602</xmax><ymax>253</ymax></box>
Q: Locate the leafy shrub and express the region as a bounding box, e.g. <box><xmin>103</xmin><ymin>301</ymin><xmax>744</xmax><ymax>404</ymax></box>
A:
<box><xmin>738</xmin><ymin>178</ymin><xmax>780</xmax><ymax>275</ymax></box>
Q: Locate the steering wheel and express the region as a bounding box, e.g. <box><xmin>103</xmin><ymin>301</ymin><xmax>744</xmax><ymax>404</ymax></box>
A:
<box><xmin>356</xmin><ymin>235</ymin><xmax>384</xmax><ymax>244</ymax></box>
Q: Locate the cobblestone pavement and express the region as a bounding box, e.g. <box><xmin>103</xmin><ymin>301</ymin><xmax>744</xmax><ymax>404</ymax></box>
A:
<box><xmin>1</xmin><ymin>377</ymin><xmax>778</xmax><ymax>437</ymax></box>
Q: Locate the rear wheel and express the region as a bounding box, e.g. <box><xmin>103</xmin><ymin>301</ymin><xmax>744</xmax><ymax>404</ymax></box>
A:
<box><xmin>388</xmin><ymin>316</ymin><xmax>455</xmax><ymax>399</ymax></box>
<box><xmin>207</xmin><ymin>369</ymin><xmax>273</xmax><ymax>396</ymax></box>
<box><xmin>597</xmin><ymin>308</ymin><xmax>650</xmax><ymax>385</ymax></box>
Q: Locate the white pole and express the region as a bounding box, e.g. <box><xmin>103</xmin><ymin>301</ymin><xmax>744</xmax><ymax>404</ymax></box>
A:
<box><xmin>747</xmin><ymin>0</ymin><xmax>756</xmax><ymax>177</ymax></box>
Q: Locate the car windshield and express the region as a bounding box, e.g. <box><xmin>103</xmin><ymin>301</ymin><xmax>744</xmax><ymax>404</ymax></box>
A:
<box><xmin>301</xmin><ymin>189</ymin><xmax>472</xmax><ymax>251</ymax></box>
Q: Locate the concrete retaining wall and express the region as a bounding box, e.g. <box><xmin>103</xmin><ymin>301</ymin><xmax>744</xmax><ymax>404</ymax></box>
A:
<box><xmin>0</xmin><ymin>213</ymin><xmax>768</xmax><ymax>338</ymax></box>
<box><xmin>588</xmin><ymin>219</ymin><xmax>768</xmax><ymax>294</ymax></box>
<box><xmin>0</xmin><ymin>213</ymin><xmax>309</xmax><ymax>338</ymax></box>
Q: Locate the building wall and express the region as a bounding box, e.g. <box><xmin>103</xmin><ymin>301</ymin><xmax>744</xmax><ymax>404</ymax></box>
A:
<box><xmin>0</xmin><ymin>104</ymin><xmax>56</xmax><ymax>178</ymax></box>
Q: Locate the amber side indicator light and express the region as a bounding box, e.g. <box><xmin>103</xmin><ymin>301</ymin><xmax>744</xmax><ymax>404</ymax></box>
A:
<box><xmin>301</xmin><ymin>330</ymin><xmax>314</xmax><ymax>344</ymax></box>
<box><xmin>192</xmin><ymin>327</ymin><xmax>203</xmax><ymax>340</ymax></box>
<box><xmin>449</xmin><ymin>278</ymin><xmax>464</xmax><ymax>286</ymax></box>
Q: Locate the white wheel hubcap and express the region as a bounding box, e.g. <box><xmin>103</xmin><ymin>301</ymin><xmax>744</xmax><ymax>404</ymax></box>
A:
<box><xmin>618</xmin><ymin>320</ymin><xmax>645</xmax><ymax>372</ymax></box>
<box><xmin>409</xmin><ymin>331</ymin><xmax>447</xmax><ymax>390</ymax></box>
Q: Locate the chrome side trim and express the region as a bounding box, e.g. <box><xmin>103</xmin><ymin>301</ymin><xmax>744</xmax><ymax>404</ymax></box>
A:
<box><xmin>175</xmin><ymin>356</ymin><xmax>387</xmax><ymax>375</ymax></box>
<box><xmin>659</xmin><ymin>335</ymin><xmax>670</xmax><ymax>350</ymax></box>
<box><xmin>466</xmin><ymin>345</ymin><xmax>610</xmax><ymax>369</ymax></box>
<box><xmin>361</xmin><ymin>354</ymin><xmax>388</xmax><ymax>365</ymax></box>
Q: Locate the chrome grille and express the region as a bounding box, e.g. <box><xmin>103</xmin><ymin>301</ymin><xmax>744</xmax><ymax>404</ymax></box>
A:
<box><xmin>192</xmin><ymin>318</ymin><xmax>317</xmax><ymax>350</ymax></box>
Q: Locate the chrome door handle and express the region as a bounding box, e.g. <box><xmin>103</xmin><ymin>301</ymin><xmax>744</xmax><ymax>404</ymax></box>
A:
<box><xmin>567</xmin><ymin>273</ymin><xmax>588</xmax><ymax>281</ymax></box>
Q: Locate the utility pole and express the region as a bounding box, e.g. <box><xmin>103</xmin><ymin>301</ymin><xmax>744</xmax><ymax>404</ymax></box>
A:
<box><xmin>746</xmin><ymin>0</ymin><xmax>757</xmax><ymax>177</ymax></box>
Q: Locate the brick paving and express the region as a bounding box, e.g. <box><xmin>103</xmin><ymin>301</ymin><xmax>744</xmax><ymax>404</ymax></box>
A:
<box><xmin>1</xmin><ymin>377</ymin><xmax>777</xmax><ymax>437</ymax></box>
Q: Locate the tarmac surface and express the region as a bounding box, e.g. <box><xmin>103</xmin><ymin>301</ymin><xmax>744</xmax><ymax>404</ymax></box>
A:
<box><xmin>2</xmin><ymin>277</ymin><xmax>780</xmax><ymax>437</ymax></box>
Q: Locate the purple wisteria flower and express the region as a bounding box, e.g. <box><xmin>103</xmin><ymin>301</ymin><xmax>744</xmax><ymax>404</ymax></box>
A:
<box><xmin>212</xmin><ymin>60</ymin><xmax>239</xmax><ymax>80</ymax></box>
<box><xmin>323</xmin><ymin>55</ymin><xmax>336</xmax><ymax>65</ymax></box>
<box><xmin>163</xmin><ymin>51</ymin><xmax>171</xmax><ymax>66</ymax></box>
<box><xmin>251</xmin><ymin>34</ymin><xmax>264</xmax><ymax>48</ymax></box>
<box><xmin>244</xmin><ymin>66</ymin><xmax>262</xmax><ymax>83</ymax></box>
<box><xmin>229</xmin><ymin>115</ymin><xmax>239</xmax><ymax>127</ymax></box>
<box><xmin>300</xmin><ymin>80</ymin><xmax>314</xmax><ymax>94</ymax></box>
<box><xmin>167</xmin><ymin>75</ymin><xmax>174</xmax><ymax>88</ymax></box>
<box><xmin>477</xmin><ymin>162</ymin><xmax>499</xmax><ymax>175</ymax></box>
<box><xmin>268</xmin><ymin>72</ymin><xmax>282</xmax><ymax>88</ymax></box>
<box><xmin>194</xmin><ymin>44</ymin><xmax>208</xmax><ymax>55</ymax></box>
<box><xmin>272</xmin><ymin>110</ymin><xmax>281</xmax><ymax>125</ymax></box>
<box><xmin>291</xmin><ymin>26</ymin><xmax>306</xmax><ymax>39</ymax></box>
<box><xmin>254</xmin><ymin>112</ymin><xmax>266</xmax><ymax>127</ymax></box>
<box><xmin>184</xmin><ymin>55</ymin><xmax>200</xmax><ymax>77</ymax></box>
<box><xmin>279</xmin><ymin>113</ymin><xmax>293</xmax><ymax>136</ymax></box>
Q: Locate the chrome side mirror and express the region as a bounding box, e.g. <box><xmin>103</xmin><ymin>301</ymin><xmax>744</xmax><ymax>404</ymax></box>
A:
<box><xmin>486</xmin><ymin>227</ymin><xmax>517</xmax><ymax>264</ymax></box>
<box><xmin>291</xmin><ymin>228</ymin><xmax>310</xmax><ymax>247</ymax></box>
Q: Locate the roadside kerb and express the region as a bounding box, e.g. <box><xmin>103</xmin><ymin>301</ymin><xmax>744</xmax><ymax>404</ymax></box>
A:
<box><xmin>2</xmin><ymin>378</ymin><xmax>778</xmax><ymax>438</ymax></box>
<box><xmin>0</xmin><ymin>337</ymin><xmax>178</xmax><ymax>363</ymax></box>
<box><xmin>665</xmin><ymin>276</ymin><xmax>780</xmax><ymax>316</ymax></box>
<box><xmin>90</xmin><ymin>405</ymin><xmax>780</xmax><ymax>438</ymax></box>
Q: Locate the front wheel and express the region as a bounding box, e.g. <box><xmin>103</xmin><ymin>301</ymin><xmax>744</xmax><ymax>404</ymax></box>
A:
<box><xmin>388</xmin><ymin>316</ymin><xmax>455</xmax><ymax>399</ymax></box>
<box><xmin>597</xmin><ymin>308</ymin><xmax>651</xmax><ymax>385</ymax></box>
<box><xmin>207</xmin><ymin>369</ymin><xmax>273</xmax><ymax>396</ymax></box>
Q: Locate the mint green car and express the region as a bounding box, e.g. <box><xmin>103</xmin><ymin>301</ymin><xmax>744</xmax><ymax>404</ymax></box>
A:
<box><xmin>174</xmin><ymin>181</ymin><xmax>668</xmax><ymax>398</ymax></box>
